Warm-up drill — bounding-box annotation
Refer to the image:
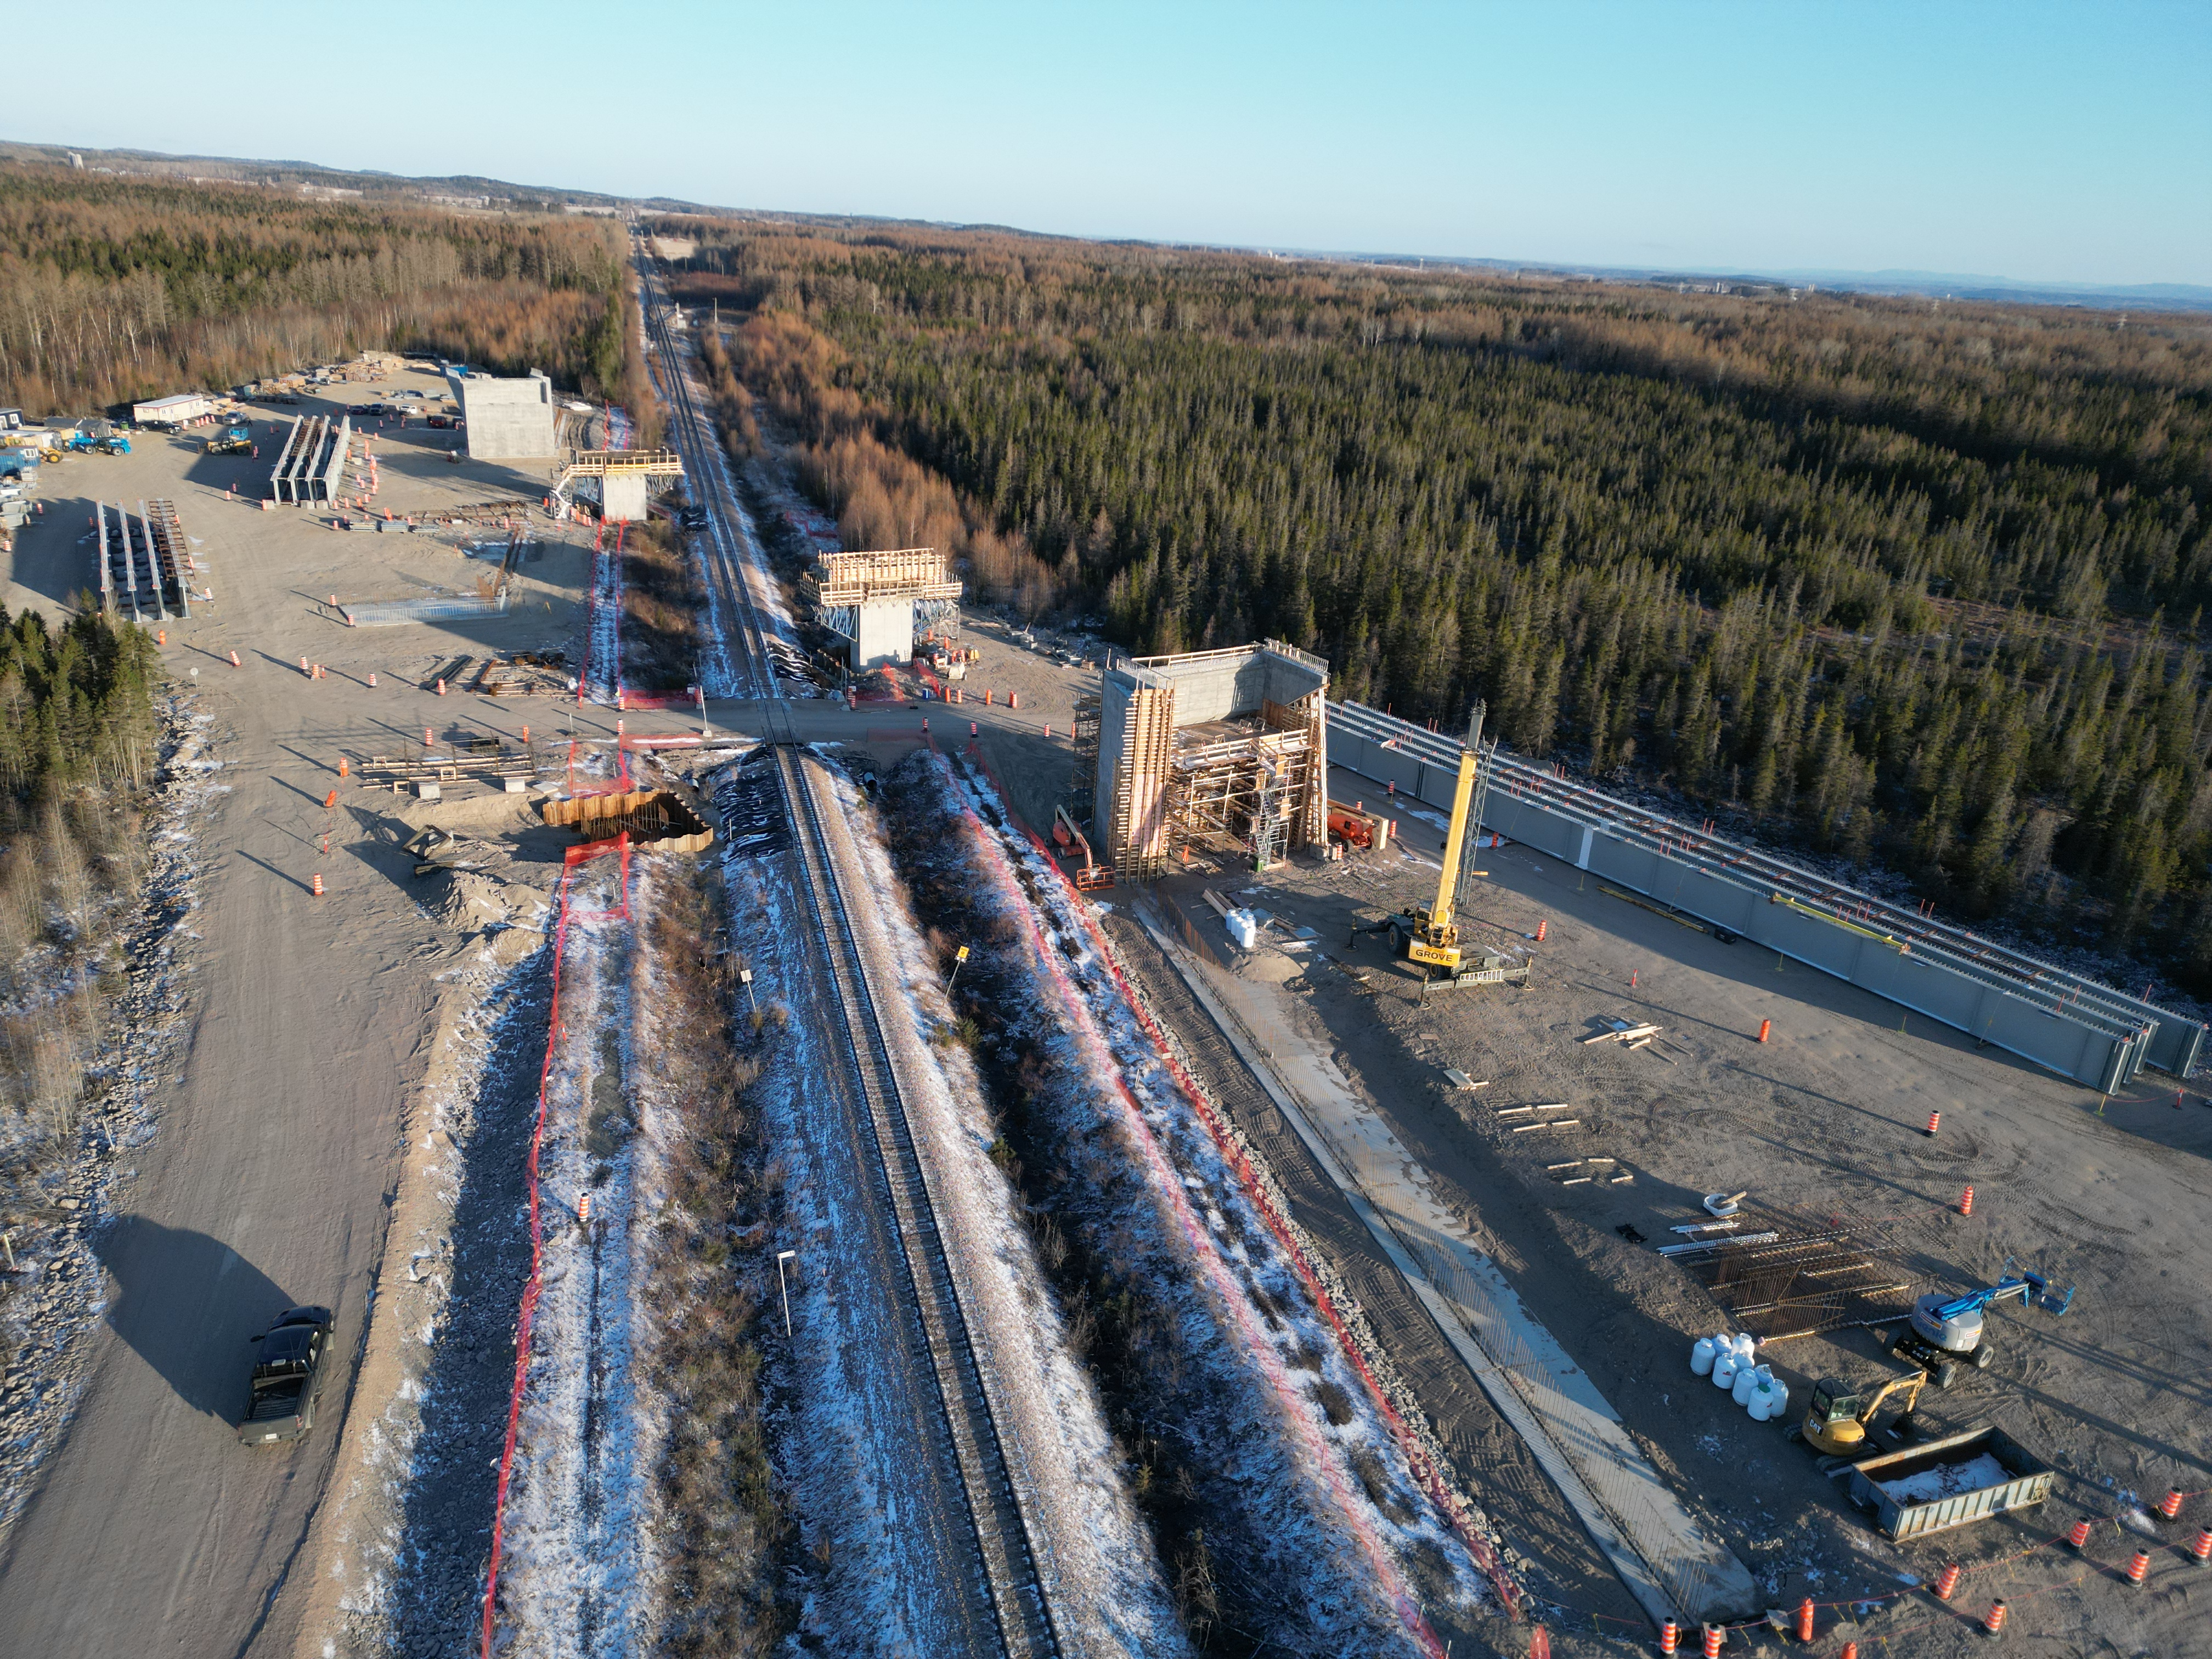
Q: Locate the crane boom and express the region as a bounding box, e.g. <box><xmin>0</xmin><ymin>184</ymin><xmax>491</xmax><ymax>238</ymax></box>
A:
<box><xmin>1429</xmin><ymin>734</ymin><xmax>1481</xmax><ymax>933</ymax></box>
<box><xmin>1401</xmin><ymin>703</ymin><xmax>1486</xmax><ymax>971</ymax></box>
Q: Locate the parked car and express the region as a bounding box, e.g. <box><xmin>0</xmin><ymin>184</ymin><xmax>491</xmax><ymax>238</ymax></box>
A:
<box><xmin>238</xmin><ymin>1306</ymin><xmax>334</xmax><ymax>1445</ymax></box>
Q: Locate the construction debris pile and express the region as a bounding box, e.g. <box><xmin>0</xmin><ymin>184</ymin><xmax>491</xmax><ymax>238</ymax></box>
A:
<box><xmin>1580</xmin><ymin>1016</ymin><xmax>1689</xmax><ymax>1061</ymax></box>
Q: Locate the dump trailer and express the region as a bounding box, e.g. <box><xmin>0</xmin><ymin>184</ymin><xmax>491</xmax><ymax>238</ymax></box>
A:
<box><xmin>1847</xmin><ymin>1425</ymin><xmax>2052</xmax><ymax>1540</ymax></box>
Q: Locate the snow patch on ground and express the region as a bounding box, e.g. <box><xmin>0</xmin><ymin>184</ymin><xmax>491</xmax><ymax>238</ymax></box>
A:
<box><xmin>1874</xmin><ymin>1453</ymin><xmax>2010</xmax><ymax>1505</ymax></box>
<box><xmin>494</xmin><ymin>860</ymin><xmax>667</xmax><ymax>1655</ymax></box>
<box><xmin>325</xmin><ymin>946</ymin><xmax>546</xmax><ymax>1640</ymax></box>
<box><xmin>928</xmin><ymin>750</ymin><xmax>1495</xmax><ymax>1652</ymax></box>
<box><xmin>826</xmin><ymin>758</ymin><xmax>1186</xmax><ymax>1655</ymax></box>
<box><xmin>710</xmin><ymin>751</ymin><xmax>1180</xmax><ymax>1654</ymax></box>
<box><xmin>582</xmin><ymin>541</ymin><xmax>622</xmax><ymax>706</ymax></box>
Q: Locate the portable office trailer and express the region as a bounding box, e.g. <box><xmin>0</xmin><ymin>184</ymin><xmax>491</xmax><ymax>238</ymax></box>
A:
<box><xmin>132</xmin><ymin>392</ymin><xmax>216</xmax><ymax>427</ymax></box>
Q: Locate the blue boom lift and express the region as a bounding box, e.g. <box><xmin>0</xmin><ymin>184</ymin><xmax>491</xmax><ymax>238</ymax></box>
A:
<box><xmin>1889</xmin><ymin>1261</ymin><xmax>2075</xmax><ymax>1387</ymax></box>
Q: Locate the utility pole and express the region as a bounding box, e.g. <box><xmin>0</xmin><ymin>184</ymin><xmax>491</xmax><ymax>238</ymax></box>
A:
<box><xmin>775</xmin><ymin>1249</ymin><xmax>796</xmax><ymax>1339</ymax></box>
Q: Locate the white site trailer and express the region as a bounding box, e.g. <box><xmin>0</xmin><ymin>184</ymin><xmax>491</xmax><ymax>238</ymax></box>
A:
<box><xmin>132</xmin><ymin>392</ymin><xmax>217</xmax><ymax>428</ymax></box>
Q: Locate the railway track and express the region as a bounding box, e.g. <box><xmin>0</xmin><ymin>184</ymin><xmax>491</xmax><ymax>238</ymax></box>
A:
<box><xmin>635</xmin><ymin>235</ymin><xmax>1063</xmax><ymax>1650</ymax></box>
<box><xmin>633</xmin><ymin>245</ymin><xmax>784</xmax><ymax>707</ymax></box>
<box><xmin>772</xmin><ymin>744</ymin><xmax>1060</xmax><ymax>1658</ymax></box>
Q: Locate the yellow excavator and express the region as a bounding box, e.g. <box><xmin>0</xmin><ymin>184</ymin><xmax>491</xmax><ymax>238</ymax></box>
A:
<box><xmin>1791</xmin><ymin>1367</ymin><xmax>1929</xmax><ymax>1458</ymax></box>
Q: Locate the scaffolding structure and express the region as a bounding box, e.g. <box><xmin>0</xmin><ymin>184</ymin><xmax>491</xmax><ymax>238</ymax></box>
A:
<box><xmin>805</xmin><ymin>546</ymin><xmax>962</xmax><ymax>608</ymax></box>
<box><xmin>552</xmin><ymin>448</ymin><xmax>684</xmax><ymax>489</ymax></box>
<box><xmin>1068</xmin><ymin>691</ymin><xmax>1101</xmax><ymax>824</ymax></box>
<box><xmin>1094</xmin><ymin>641</ymin><xmax>1329</xmax><ymax>881</ymax></box>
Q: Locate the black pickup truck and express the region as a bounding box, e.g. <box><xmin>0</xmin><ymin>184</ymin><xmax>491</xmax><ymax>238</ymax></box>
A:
<box><xmin>238</xmin><ymin>1306</ymin><xmax>334</xmax><ymax>1446</ymax></box>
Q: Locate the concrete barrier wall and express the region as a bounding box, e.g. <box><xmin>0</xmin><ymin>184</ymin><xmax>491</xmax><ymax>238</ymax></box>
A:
<box><xmin>1334</xmin><ymin>702</ymin><xmax>2183</xmax><ymax>1091</ymax></box>
<box><xmin>1479</xmin><ymin>781</ymin><xmax>2136</xmax><ymax>1090</ymax></box>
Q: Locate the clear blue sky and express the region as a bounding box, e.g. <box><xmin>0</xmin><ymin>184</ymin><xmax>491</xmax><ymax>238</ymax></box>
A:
<box><xmin>9</xmin><ymin>1</ymin><xmax>2208</xmax><ymax>285</ymax></box>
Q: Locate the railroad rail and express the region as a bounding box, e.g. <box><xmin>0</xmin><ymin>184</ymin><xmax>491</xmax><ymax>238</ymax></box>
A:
<box><xmin>635</xmin><ymin>249</ymin><xmax>782</xmax><ymax>702</ymax></box>
<box><xmin>772</xmin><ymin>744</ymin><xmax>1059</xmax><ymax>1657</ymax></box>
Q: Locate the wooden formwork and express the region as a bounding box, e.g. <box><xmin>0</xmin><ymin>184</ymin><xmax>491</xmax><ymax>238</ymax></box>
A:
<box><xmin>540</xmin><ymin>788</ymin><xmax>714</xmax><ymax>853</ymax></box>
<box><xmin>805</xmin><ymin>546</ymin><xmax>962</xmax><ymax>607</ymax></box>
<box><xmin>1107</xmin><ymin>684</ymin><xmax>1176</xmax><ymax>882</ymax></box>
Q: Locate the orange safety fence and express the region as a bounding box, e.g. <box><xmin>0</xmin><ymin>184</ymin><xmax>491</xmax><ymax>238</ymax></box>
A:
<box><xmin>478</xmin><ymin>833</ymin><xmax>631</xmax><ymax>1658</ymax></box>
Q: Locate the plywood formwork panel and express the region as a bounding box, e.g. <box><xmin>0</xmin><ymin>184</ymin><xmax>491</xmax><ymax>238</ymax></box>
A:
<box><xmin>1104</xmin><ymin>681</ymin><xmax>1176</xmax><ymax>881</ymax></box>
<box><xmin>806</xmin><ymin>546</ymin><xmax>962</xmax><ymax>606</ymax></box>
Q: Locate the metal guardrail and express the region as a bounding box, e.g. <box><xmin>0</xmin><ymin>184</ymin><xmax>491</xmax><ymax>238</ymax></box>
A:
<box><xmin>1327</xmin><ymin>700</ymin><xmax>2202</xmax><ymax>1088</ymax></box>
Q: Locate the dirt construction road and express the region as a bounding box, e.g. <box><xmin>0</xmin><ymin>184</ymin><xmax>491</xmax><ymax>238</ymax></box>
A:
<box><xmin>0</xmin><ymin>398</ymin><xmax>618</xmax><ymax>1655</ymax></box>
<box><xmin>0</xmin><ymin>683</ymin><xmax>435</xmax><ymax>1655</ymax></box>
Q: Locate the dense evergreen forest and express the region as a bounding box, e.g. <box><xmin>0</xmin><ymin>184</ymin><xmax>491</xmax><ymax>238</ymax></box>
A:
<box><xmin>0</xmin><ymin>166</ymin><xmax>629</xmax><ymax>411</ymax></box>
<box><xmin>657</xmin><ymin>218</ymin><xmax>2212</xmax><ymax>991</ymax></box>
<box><xmin>0</xmin><ymin>605</ymin><xmax>160</xmax><ymax>797</ymax></box>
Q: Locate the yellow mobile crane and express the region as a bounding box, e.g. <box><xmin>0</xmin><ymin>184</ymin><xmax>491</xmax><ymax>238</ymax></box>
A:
<box><xmin>1387</xmin><ymin>702</ymin><xmax>1532</xmax><ymax>990</ymax></box>
<box><xmin>1399</xmin><ymin>709</ymin><xmax>1483</xmax><ymax>970</ymax></box>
